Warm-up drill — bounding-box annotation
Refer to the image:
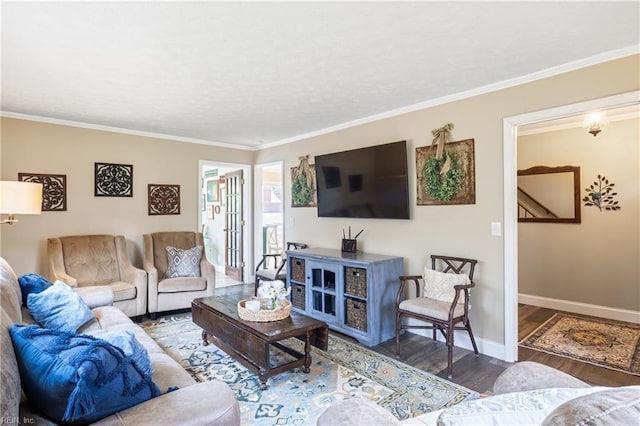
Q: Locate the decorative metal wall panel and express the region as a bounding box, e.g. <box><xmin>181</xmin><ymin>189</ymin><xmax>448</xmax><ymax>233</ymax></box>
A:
<box><xmin>148</xmin><ymin>184</ymin><xmax>180</xmax><ymax>215</ymax></box>
<box><xmin>18</xmin><ymin>173</ymin><xmax>67</xmax><ymax>211</ymax></box>
<box><xmin>95</xmin><ymin>162</ymin><xmax>133</xmax><ymax>197</ymax></box>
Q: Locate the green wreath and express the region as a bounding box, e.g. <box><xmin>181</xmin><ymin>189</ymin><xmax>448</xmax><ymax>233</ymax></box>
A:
<box><xmin>423</xmin><ymin>151</ymin><xmax>463</xmax><ymax>201</ymax></box>
<box><xmin>292</xmin><ymin>174</ymin><xmax>314</xmax><ymax>205</ymax></box>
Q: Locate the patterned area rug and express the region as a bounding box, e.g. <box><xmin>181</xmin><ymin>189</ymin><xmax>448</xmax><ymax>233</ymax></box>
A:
<box><xmin>142</xmin><ymin>315</ymin><xmax>477</xmax><ymax>425</ymax></box>
<box><xmin>520</xmin><ymin>313</ymin><xmax>640</xmax><ymax>376</ymax></box>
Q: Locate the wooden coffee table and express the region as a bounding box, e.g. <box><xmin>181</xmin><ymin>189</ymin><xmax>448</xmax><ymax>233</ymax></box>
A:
<box><xmin>192</xmin><ymin>295</ymin><xmax>328</xmax><ymax>389</ymax></box>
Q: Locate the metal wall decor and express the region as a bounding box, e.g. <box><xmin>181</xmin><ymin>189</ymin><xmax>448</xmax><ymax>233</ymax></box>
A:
<box><xmin>95</xmin><ymin>162</ymin><xmax>133</xmax><ymax>197</ymax></box>
<box><xmin>18</xmin><ymin>172</ymin><xmax>67</xmax><ymax>211</ymax></box>
<box><xmin>148</xmin><ymin>184</ymin><xmax>180</xmax><ymax>215</ymax></box>
<box><xmin>583</xmin><ymin>174</ymin><xmax>621</xmax><ymax>211</ymax></box>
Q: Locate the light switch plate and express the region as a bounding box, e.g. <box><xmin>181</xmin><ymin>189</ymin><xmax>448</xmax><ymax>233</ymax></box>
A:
<box><xmin>491</xmin><ymin>222</ymin><xmax>502</xmax><ymax>237</ymax></box>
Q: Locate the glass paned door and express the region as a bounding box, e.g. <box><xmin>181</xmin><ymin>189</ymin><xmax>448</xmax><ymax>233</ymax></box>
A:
<box><xmin>223</xmin><ymin>169</ymin><xmax>243</xmax><ymax>281</ymax></box>
<box><xmin>310</xmin><ymin>264</ymin><xmax>337</xmax><ymax>317</ymax></box>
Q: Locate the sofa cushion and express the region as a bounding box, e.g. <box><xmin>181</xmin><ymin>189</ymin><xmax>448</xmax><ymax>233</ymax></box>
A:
<box><xmin>10</xmin><ymin>324</ymin><xmax>160</xmax><ymax>424</ymax></box>
<box><xmin>73</xmin><ymin>285</ymin><xmax>114</xmax><ymax>309</ymax></box>
<box><xmin>27</xmin><ymin>281</ymin><xmax>95</xmax><ymax>332</ymax></box>
<box><xmin>158</xmin><ymin>276</ymin><xmax>207</xmax><ymax>293</ymax></box>
<box><xmin>17</xmin><ymin>273</ymin><xmax>52</xmax><ymax>306</ymax></box>
<box><xmin>165</xmin><ymin>246</ymin><xmax>202</xmax><ymax>278</ymax></box>
<box><xmin>541</xmin><ymin>386</ymin><xmax>640</xmax><ymax>425</ymax></box>
<box><xmin>108</xmin><ymin>281</ymin><xmax>137</xmax><ymax>301</ymax></box>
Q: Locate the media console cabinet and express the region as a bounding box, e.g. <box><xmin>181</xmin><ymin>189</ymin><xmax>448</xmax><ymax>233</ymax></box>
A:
<box><xmin>286</xmin><ymin>247</ymin><xmax>403</xmax><ymax>347</ymax></box>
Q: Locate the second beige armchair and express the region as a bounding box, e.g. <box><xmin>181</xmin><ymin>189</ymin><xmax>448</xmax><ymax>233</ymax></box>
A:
<box><xmin>47</xmin><ymin>234</ymin><xmax>147</xmax><ymax>319</ymax></box>
<box><xmin>144</xmin><ymin>231</ymin><xmax>215</xmax><ymax>318</ymax></box>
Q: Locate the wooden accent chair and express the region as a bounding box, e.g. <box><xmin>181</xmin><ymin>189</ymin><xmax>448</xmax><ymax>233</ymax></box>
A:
<box><xmin>254</xmin><ymin>242</ymin><xmax>308</xmax><ymax>295</ymax></box>
<box><xmin>395</xmin><ymin>255</ymin><xmax>478</xmax><ymax>378</ymax></box>
<box><xmin>143</xmin><ymin>231</ymin><xmax>215</xmax><ymax>318</ymax></box>
<box><xmin>47</xmin><ymin>234</ymin><xmax>147</xmax><ymax>320</ymax></box>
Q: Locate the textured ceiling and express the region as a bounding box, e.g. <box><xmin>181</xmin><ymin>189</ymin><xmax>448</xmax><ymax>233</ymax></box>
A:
<box><xmin>1</xmin><ymin>1</ymin><xmax>638</xmax><ymax>149</ymax></box>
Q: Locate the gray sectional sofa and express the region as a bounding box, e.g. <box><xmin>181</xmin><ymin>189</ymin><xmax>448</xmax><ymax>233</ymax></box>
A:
<box><xmin>0</xmin><ymin>256</ymin><xmax>240</xmax><ymax>425</ymax></box>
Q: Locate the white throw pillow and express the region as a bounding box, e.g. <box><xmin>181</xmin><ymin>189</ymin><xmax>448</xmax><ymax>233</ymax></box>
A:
<box><xmin>437</xmin><ymin>387</ymin><xmax>610</xmax><ymax>426</ymax></box>
<box><xmin>423</xmin><ymin>268</ymin><xmax>470</xmax><ymax>304</ymax></box>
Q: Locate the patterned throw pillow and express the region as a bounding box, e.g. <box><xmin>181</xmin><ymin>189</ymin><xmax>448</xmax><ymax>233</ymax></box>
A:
<box><xmin>423</xmin><ymin>268</ymin><xmax>470</xmax><ymax>304</ymax></box>
<box><xmin>165</xmin><ymin>245</ymin><xmax>202</xmax><ymax>278</ymax></box>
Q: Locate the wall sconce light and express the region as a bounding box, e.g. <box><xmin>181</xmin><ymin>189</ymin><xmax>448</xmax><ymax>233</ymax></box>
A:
<box><xmin>0</xmin><ymin>181</ymin><xmax>43</xmax><ymax>225</ymax></box>
<box><xmin>583</xmin><ymin>111</ymin><xmax>609</xmax><ymax>137</ymax></box>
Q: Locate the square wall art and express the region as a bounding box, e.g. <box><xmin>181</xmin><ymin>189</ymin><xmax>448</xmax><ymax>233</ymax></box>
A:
<box><xmin>18</xmin><ymin>173</ymin><xmax>67</xmax><ymax>211</ymax></box>
<box><xmin>95</xmin><ymin>162</ymin><xmax>133</xmax><ymax>197</ymax></box>
<box><xmin>148</xmin><ymin>184</ymin><xmax>180</xmax><ymax>215</ymax></box>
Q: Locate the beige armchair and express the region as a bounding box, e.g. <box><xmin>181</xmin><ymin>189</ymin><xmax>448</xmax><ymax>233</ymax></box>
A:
<box><xmin>143</xmin><ymin>231</ymin><xmax>215</xmax><ymax>318</ymax></box>
<box><xmin>47</xmin><ymin>234</ymin><xmax>147</xmax><ymax>319</ymax></box>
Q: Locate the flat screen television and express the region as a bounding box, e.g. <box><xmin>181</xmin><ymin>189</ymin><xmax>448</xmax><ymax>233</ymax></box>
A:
<box><xmin>315</xmin><ymin>140</ymin><xmax>410</xmax><ymax>219</ymax></box>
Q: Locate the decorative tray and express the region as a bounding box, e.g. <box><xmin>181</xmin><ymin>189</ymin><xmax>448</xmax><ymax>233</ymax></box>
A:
<box><xmin>237</xmin><ymin>298</ymin><xmax>291</xmax><ymax>322</ymax></box>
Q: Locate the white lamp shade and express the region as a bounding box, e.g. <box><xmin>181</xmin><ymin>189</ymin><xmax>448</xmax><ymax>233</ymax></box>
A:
<box><xmin>0</xmin><ymin>181</ymin><xmax>43</xmax><ymax>215</ymax></box>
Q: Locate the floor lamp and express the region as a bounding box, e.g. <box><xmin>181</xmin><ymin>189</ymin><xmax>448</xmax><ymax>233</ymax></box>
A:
<box><xmin>0</xmin><ymin>181</ymin><xmax>43</xmax><ymax>225</ymax></box>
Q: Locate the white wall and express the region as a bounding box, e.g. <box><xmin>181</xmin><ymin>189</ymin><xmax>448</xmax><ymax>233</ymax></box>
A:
<box><xmin>518</xmin><ymin>117</ymin><xmax>639</xmax><ymax>311</ymax></box>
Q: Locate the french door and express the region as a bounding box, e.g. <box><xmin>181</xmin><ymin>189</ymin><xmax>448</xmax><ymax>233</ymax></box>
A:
<box><xmin>223</xmin><ymin>169</ymin><xmax>244</xmax><ymax>281</ymax></box>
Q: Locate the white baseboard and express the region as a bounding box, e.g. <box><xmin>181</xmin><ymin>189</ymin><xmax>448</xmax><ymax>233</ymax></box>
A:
<box><xmin>406</xmin><ymin>328</ymin><xmax>506</xmax><ymax>361</ymax></box>
<box><xmin>519</xmin><ymin>293</ymin><xmax>640</xmax><ymax>324</ymax></box>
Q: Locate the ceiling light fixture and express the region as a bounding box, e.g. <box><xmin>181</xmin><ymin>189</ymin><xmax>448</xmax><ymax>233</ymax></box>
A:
<box><xmin>583</xmin><ymin>111</ymin><xmax>609</xmax><ymax>137</ymax></box>
<box><xmin>0</xmin><ymin>181</ymin><xmax>43</xmax><ymax>225</ymax></box>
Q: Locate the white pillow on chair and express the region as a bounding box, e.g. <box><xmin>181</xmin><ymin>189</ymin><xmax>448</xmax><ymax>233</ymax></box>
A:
<box><xmin>423</xmin><ymin>268</ymin><xmax>470</xmax><ymax>304</ymax></box>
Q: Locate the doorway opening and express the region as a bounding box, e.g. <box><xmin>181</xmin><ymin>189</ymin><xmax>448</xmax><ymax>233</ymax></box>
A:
<box><xmin>502</xmin><ymin>90</ymin><xmax>639</xmax><ymax>362</ymax></box>
<box><xmin>199</xmin><ymin>160</ymin><xmax>252</xmax><ymax>288</ymax></box>
<box><xmin>253</xmin><ymin>161</ymin><xmax>284</xmax><ymax>278</ymax></box>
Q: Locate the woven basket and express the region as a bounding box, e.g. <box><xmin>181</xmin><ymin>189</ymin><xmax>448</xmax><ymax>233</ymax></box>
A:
<box><xmin>291</xmin><ymin>284</ymin><xmax>306</xmax><ymax>310</ymax></box>
<box><xmin>345</xmin><ymin>267</ymin><xmax>367</xmax><ymax>298</ymax></box>
<box><xmin>237</xmin><ymin>298</ymin><xmax>291</xmax><ymax>322</ymax></box>
<box><xmin>291</xmin><ymin>257</ymin><xmax>306</xmax><ymax>283</ymax></box>
<box><xmin>346</xmin><ymin>298</ymin><xmax>367</xmax><ymax>332</ymax></box>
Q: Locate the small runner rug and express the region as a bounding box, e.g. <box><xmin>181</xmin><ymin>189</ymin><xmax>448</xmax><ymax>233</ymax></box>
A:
<box><xmin>519</xmin><ymin>312</ymin><xmax>640</xmax><ymax>376</ymax></box>
<box><xmin>142</xmin><ymin>315</ymin><xmax>477</xmax><ymax>425</ymax></box>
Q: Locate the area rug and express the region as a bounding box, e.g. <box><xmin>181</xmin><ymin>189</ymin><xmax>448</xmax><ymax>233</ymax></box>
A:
<box><xmin>142</xmin><ymin>315</ymin><xmax>477</xmax><ymax>425</ymax></box>
<box><xmin>519</xmin><ymin>312</ymin><xmax>640</xmax><ymax>376</ymax></box>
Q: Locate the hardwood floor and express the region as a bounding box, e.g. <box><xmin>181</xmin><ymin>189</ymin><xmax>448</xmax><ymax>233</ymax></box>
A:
<box><xmin>180</xmin><ymin>285</ymin><xmax>639</xmax><ymax>394</ymax></box>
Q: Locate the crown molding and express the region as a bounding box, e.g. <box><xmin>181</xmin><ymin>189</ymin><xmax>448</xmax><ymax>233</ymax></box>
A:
<box><xmin>0</xmin><ymin>111</ymin><xmax>257</xmax><ymax>151</ymax></box>
<box><xmin>262</xmin><ymin>45</ymin><xmax>639</xmax><ymax>149</ymax></box>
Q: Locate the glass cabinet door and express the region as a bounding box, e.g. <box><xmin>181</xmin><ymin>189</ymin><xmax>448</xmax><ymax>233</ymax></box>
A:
<box><xmin>310</xmin><ymin>263</ymin><xmax>337</xmax><ymax>318</ymax></box>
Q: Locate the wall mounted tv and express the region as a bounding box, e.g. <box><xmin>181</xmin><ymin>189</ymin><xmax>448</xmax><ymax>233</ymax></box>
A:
<box><xmin>315</xmin><ymin>140</ymin><xmax>410</xmax><ymax>219</ymax></box>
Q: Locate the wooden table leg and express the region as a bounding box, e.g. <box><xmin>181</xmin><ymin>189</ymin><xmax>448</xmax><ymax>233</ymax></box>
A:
<box><xmin>303</xmin><ymin>330</ymin><xmax>311</xmax><ymax>373</ymax></box>
<box><xmin>201</xmin><ymin>330</ymin><xmax>209</xmax><ymax>346</ymax></box>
